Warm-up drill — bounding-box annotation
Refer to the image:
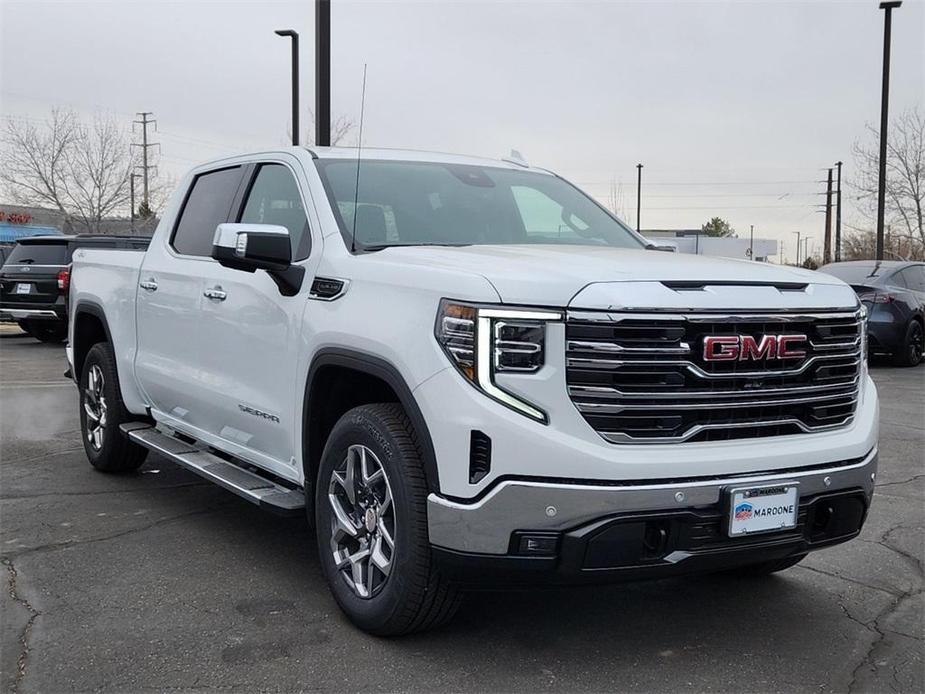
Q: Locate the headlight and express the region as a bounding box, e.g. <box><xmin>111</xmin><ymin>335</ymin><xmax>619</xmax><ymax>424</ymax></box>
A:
<box><xmin>435</xmin><ymin>299</ymin><xmax>562</xmax><ymax>422</ymax></box>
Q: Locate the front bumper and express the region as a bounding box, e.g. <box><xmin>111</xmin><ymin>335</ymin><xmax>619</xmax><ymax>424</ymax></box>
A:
<box><xmin>428</xmin><ymin>447</ymin><xmax>877</xmax><ymax>557</ymax></box>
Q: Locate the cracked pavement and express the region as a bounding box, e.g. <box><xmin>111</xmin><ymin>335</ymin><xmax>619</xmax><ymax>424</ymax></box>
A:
<box><xmin>0</xmin><ymin>329</ymin><xmax>922</xmax><ymax>693</ymax></box>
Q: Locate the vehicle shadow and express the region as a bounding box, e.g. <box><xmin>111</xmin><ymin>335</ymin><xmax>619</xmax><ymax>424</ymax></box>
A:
<box><xmin>177</xmin><ymin>471</ymin><xmax>848</xmax><ymax>680</ymax></box>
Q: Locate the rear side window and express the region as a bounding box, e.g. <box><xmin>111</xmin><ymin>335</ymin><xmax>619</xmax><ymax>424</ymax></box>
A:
<box><xmin>239</xmin><ymin>164</ymin><xmax>311</xmax><ymax>260</ymax></box>
<box><xmin>6</xmin><ymin>242</ymin><xmax>68</xmax><ymax>265</ymax></box>
<box><xmin>900</xmin><ymin>265</ymin><xmax>925</xmax><ymax>292</ymax></box>
<box><xmin>172</xmin><ymin>167</ymin><xmax>243</xmax><ymax>257</ymax></box>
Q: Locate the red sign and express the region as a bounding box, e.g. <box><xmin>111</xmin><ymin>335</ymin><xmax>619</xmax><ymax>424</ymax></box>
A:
<box><xmin>0</xmin><ymin>211</ymin><xmax>33</xmax><ymax>225</ymax></box>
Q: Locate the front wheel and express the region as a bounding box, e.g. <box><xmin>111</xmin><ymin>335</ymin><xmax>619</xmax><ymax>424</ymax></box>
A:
<box><xmin>79</xmin><ymin>342</ymin><xmax>148</xmax><ymax>473</ymax></box>
<box><xmin>315</xmin><ymin>403</ymin><xmax>459</xmax><ymax>635</ymax></box>
<box><xmin>893</xmin><ymin>320</ymin><xmax>924</xmax><ymax>367</ymax></box>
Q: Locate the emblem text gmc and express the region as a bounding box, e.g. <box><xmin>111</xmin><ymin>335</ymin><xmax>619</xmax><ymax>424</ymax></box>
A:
<box><xmin>703</xmin><ymin>334</ymin><xmax>808</xmax><ymax>362</ymax></box>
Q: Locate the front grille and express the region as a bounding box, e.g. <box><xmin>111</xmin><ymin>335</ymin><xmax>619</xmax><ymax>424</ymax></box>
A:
<box><xmin>566</xmin><ymin>310</ymin><xmax>862</xmax><ymax>444</ymax></box>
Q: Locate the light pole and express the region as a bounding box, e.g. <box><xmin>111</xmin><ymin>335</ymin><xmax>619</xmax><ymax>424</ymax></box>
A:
<box><xmin>835</xmin><ymin>161</ymin><xmax>843</xmax><ymax>262</ymax></box>
<box><xmin>275</xmin><ymin>29</ymin><xmax>300</xmax><ymax>146</ymax></box>
<box><xmin>749</xmin><ymin>224</ymin><xmax>754</xmax><ymax>261</ymax></box>
<box><xmin>635</xmin><ymin>163</ymin><xmax>643</xmax><ymax>234</ymax></box>
<box><xmin>316</xmin><ymin>0</ymin><xmax>331</xmax><ymax>146</ymax></box>
<box><xmin>792</xmin><ymin>231</ymin><xmax>802</xmax><ymax>266</ymax></box>
<box><xmin>876</xmin><ymin>1</ymin><xmax>902</xmax><ymax>261</ymax></box>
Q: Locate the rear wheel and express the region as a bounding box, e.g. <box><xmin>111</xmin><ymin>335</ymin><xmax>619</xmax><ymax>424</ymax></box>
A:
<box><xmin>315</xmin><ymin>403</ymin><xmax>460</xmax><ymax>635</ymax></box>
<box><xmin>79</xmin><ymin>342</ymin><xmax>148</xmax><ymax>473</ymax></box>
<box><xmin>893</xmin><ymin>320</ymin><xmax>924</xmax><ymax>367</ymax></box>
<box><xmin>27</xmin><ymin>320</ymin><xmax>67</xmax><ymax>343</ymax></box>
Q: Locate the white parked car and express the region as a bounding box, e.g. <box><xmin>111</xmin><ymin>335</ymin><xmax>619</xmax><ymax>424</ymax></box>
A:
<box><xmin>67</xmin><ymin>147</ymin><xmax>878</xmax><ymax>634</ymax></box>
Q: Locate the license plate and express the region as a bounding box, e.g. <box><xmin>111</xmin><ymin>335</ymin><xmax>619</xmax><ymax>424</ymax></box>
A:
<box><xmin>15</xmin><ymin>283</ymin><xmax>32</xmax><ymax>294</ymax></box>
<box><xmin>727</xmin><ymin>483</ymin><xmax>798</xmax><ymax>537</ymax></box>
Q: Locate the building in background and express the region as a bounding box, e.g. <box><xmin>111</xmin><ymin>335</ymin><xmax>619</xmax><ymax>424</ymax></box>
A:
<box><xmin>643</xmin><ymin>229</ymin><xmax>778</xmax><ymax>262</ymax></box>
<box><xmin>0</xmin><ymin>204</ymin><xmax>155</xmax><ymax>239</ymax></box>
<box><xmin>0</xmin><ymin>206</ymin><xmax>65</xmax><ymax>243</ymax></box>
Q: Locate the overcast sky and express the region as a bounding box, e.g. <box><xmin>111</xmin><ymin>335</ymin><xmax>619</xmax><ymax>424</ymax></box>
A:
<box><xmin>1</xmin><ymin>0</ymin><xmax>923</xmax><ymax>261</ymax></box>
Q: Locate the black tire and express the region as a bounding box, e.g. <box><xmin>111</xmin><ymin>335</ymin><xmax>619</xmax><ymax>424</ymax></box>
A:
<box><xmin>27</xmin><ymin>320</ymin><xmax>67</xmax><ymax>343</ymax></box>
<box><xmin>725</xmin><ymin>553</ymin><xmax>806</xmax><ymax>577</ymax></box>
<box><xmin>893</xmin><ymin>320</ymin><xmax>924</xmax><ymax>367</ymax></box>
<box><xmin>16</xmin><ymin>320</ymin><xmax>33</xmax><ymax>337</ymax></box>
<box><xmin>78</xmin><ymin>342</ymin><xmax>148</xmax><ymax>473</ymax></box>
<box><xmin>315</xmin><ymin>403</ymin><xmax>460</xmax><ymax>636</ymax></box>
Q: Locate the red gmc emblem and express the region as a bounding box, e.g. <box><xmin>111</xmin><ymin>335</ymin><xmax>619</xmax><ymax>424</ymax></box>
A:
<box><xmin>703</xmin><ymin>334</ymin><xmax>807</xmax><ymax>361</ymax></box>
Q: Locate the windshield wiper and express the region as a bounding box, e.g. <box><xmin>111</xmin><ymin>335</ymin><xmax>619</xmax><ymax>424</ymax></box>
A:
<box><xmin>360</xmin><ymin>242</ymin><xmax>471</xmax><ymax>252</ymax></box>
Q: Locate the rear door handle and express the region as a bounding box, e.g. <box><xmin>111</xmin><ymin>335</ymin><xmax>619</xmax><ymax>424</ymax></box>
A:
<box><xmin>203</xmin><ymin>286</ymin><xmax>227</xmax><ymax>301</ymax></box>
<box><xmin>139</xmin><ymin>279</ymin><xmax>158</xmax><ymax>291</ymax></box>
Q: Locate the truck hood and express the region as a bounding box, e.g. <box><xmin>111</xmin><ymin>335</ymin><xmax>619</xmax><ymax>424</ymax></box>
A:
<box><xmin>374</xmin><ymin>245</ymin><xmax>858</xmax><ymax>311</ymax></box>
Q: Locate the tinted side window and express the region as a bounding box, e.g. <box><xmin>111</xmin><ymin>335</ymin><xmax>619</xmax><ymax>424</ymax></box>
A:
<box><xmin>172</xmin><ymin>167</ymin><xmax>242</xmax><ymax>257</ymax></box>
<box><xmin>900</xmin><ymin>266</ymin><xmax>925</xmax><ymax>292</ymax></box>
<box><xmin>240</xmin><ymin>164</ymin><xmax>311</xmax><ymax>260</ymax></box>
<box><xmin>889</xmin><ymin>270</ymin><xmax>909</xmax><ymax>288</ymax></box>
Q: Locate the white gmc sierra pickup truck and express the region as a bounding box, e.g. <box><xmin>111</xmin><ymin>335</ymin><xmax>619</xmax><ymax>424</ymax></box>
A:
<box><xmin>67</xmin><ymin>147</ymin><xmax>879</xmax><ymax>635</ymax></box>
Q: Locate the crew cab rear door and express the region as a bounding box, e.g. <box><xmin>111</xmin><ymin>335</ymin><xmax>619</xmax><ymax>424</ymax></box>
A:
<box><xmin>135</xmin><ymin>165</ymin><xmax>246</xmax><ymax>427</ymax></box>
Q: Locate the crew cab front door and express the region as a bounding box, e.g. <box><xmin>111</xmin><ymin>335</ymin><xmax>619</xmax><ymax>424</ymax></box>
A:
<box><xmin>195</xmin><ymin>160</ymin><xmax>318</xmax><ymax>478</ymax></box>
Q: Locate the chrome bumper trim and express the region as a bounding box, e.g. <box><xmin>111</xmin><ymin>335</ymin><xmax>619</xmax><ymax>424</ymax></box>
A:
<box><xmin>0</xmin><ymin>308</ymin><xmax>61</xmax><ymax>319</ymax></box>
<box><xmin>427</xmin><ymin>449</ymin><xmax>878</xmax><ymax>554</ymax></box>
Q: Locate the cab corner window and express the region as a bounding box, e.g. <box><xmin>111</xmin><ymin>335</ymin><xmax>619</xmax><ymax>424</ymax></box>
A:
<box><xmin>240</xmin><ymin>164</ymin><xmax>311</xmax><ymax>260</ymax></box>
<box><xmin>171</xmin><ymin>166</ymin><xmax>242</xmax><ymax>257</ymax></box>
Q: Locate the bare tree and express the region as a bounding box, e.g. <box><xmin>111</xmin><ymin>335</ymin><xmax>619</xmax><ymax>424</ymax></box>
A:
<box><xmin>288</xmin><ymin>112</ymin><xmax>357</xmax><ymax>147</ymax></box>
<box><xmin>1</xmin><ymin>109</ymin><xmax>136</xmax><ymax>233</ymax></box>
<box><xmin>841</xmin><ymin>226</ymin><xmax>924</xmax><ymax>261</ymax></box>
<box><xmin>852</xmin><ymin>107</ymin><xmax>925</xmax><ymax>248</ymax></box>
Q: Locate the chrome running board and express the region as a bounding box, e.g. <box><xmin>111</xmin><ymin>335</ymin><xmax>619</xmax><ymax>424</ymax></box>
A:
<box><xmin>121</xmin><ymin>423</ymin><xmax>305</xmax><ymax>516</ymax></box>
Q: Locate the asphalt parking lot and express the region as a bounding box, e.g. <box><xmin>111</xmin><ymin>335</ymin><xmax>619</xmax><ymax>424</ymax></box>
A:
<box><xmin>1</xmin><ymin>326</ymin><xmax>922</xmax><ymax>694</ymax></box>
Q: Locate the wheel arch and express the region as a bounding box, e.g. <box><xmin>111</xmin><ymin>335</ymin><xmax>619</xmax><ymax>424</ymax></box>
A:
<box><xmin>72</xmin><ymin>301</ymin><xmax>114</xmax><ymax>381</ymax></box>
<box><xmin>302</xmin><ymin>348</ymin><xmax>440</xmax><ymax>506</ymax></box>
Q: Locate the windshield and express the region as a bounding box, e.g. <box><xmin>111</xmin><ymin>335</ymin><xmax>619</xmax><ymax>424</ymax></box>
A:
<box><xmin>315</xmin><ymin>159</ymin><xmax>645</xmax><ymax>251</ymax></box>
<box><xmin>6</xmin><ymin>242</ymin><xmax>68</xmax><ymax>265</ymax></box>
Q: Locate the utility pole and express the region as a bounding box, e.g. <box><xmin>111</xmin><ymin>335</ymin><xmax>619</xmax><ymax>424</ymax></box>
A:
<box><xmin>275</xmin><ymin>30</ymin><xmax>300</xmax><ymax>146</ymax></box>
<box><xmin>635</xmin><ymin>163</ymin><xmax>643</xmax><ymax>233</ymax></box>
<box><xmin>129</xmin><ymin>173</ymin><xmax>141</xmax><ymax>233</ymax></box>
<box><xmin>132</xmin><ymin>112</ymin><xmax>158</xmax><ymax>213</ymax></box>
<box><xmin>792</xmin><ymin>231</ymin><xmax>802</xmax><ymax>266</ymax></box>
<box><xmin>749</xmin><ymin>224</ymin><xmax>754</xmax><ymax>260</ymax></box>
<box><xmin>823</xmin><ymin>167</ymin><xmax>834</xmax><ymax>265</ymax></box>
<box><xmin>316</xmin><ymin>0</ymin><xmax>331</xmax><ymax>146</ymax></box>
<box><xmin>835</xmin><ymin>161</ymin><xmax>843</xmax><ymax>262</ymax></box>
<box><xmin>876</xmin><ymin>1</ymin><xmax>902</xmax><ymax>261</ymax></box>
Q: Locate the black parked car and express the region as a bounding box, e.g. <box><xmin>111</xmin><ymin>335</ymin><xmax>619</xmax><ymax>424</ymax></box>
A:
<box><xmin>819</xmin><ymin>260</ymin><xmax>925</xmax><ymax>367</ymax></box>
<box><xmin>0</xmin><ymin>235</ymin><xmax>150</xmax><ymax>343</ymax></box>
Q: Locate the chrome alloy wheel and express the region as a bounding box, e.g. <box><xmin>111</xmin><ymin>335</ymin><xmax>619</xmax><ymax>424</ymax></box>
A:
<box><xmin>328</xmin><ymin>444</ymin><xmax>396</xmax><ymax>599</ymax></box>
<box><xmin>83</xmin><ymin>364</ymin><xmax>108</xmax><ymax>451</ymax></box>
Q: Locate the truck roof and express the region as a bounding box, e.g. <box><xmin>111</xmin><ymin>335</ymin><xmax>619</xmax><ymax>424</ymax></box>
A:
<box><xmin>305</xmin><ymin>146</ymin><xmax>551</xmax><ymax>174</ymax></box>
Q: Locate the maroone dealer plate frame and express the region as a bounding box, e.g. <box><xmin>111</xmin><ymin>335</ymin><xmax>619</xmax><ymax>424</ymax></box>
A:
<box><xmin>726</xmin><ymin>482</ymin><xmax>800</xmax><ymax>537</ymax></box>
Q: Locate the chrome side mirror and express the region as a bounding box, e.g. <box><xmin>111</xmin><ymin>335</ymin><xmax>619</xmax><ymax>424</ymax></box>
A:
<box><xmin>211</xmin><ymin>223</ymin><xmax>304</xmax><ymax>296</ymax></box>
<box><xmin>212</xmin><ymin>223</ymin><xmax>291</xmax><ymax>272</ymax></box>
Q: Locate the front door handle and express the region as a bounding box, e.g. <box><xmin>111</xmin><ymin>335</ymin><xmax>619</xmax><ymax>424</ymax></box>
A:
<box><xmin>139</xmin><ymin>279</ymin><xmax>158</xmax><ymax>292</ymax></box>
<box><xmin>203</xmin><ymin>286</ymin><xmax>227</xmax><ymax>301</ymax></box>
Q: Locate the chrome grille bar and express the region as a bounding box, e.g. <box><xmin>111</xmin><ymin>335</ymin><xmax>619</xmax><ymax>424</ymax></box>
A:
<box><xmin>566</xmin><ymin>309</ymin><xmax>862</xmax><ymax>444</ymax></box>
